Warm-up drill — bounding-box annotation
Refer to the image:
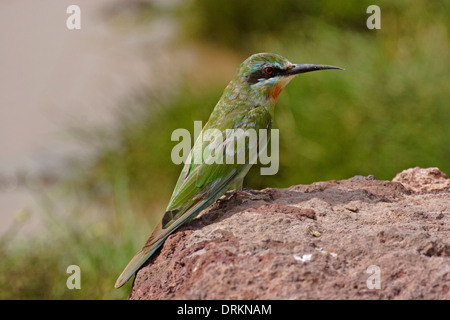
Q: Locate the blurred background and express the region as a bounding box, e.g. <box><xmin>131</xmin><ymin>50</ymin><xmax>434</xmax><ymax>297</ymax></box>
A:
<box><xmin>0</xmin><ymin>0</ymin><xmax>448</xmax><ymax>299</ymax></box>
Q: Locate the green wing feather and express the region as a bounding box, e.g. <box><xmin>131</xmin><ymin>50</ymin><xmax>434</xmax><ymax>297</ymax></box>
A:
<box><xmin>163</xmin><ymin>104</ymin><xmax>272</xmax><ymax>227</ymax></box>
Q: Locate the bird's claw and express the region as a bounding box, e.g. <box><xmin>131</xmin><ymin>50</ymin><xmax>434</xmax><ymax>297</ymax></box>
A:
<box><xmin>236</xmin><ymin>189</ymin><xmax>273</xmax><ymax>202</ymax></box>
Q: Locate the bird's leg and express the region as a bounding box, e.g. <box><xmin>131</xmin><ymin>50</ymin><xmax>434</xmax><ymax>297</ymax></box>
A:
<box><xmin>224</xmin><ymin>179</ymin><xmax>272</xmax><ymax>202</ymax></box>
<box><xmin>220</xmin><ymin>179</ymin><xmax>243</xmax><ymax>200</ymax></box>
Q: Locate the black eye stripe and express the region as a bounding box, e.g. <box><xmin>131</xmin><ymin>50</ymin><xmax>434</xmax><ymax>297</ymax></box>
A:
<box><xmin>247</xmin><ymin>67</ymin><xmax>282</xmax><ymax>84</ymax></box>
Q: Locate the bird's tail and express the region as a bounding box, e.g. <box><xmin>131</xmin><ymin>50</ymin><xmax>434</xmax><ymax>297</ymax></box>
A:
<box><xmin>114</xmin><ymin>235</ymin><xmax>167</xmax><ymax>289</ymax></box>
<box><xmin>115</xmin><ymin>188</ymin><xmax>225</xmax><ymax>288</ymax></box>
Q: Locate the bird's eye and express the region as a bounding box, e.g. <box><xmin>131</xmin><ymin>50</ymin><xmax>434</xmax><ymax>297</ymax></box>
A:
<box><xmin>264</xmin><ymin>67</ymin><xmax>273</xmax><ymax>75</ymax></box>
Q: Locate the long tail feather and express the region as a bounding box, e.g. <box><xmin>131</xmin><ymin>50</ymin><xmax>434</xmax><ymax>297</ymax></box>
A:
<box><xmin>115</xmin><ymin>164</ymin><xmax>251</xmax><ymax>289</ymax></box>
<box><xmin>114</xmin><ymin>236</ymin><xmax>167</xmax><ymax>289</ymax></box>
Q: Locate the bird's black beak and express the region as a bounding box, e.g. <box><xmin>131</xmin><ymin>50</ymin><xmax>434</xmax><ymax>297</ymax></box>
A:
<box><xmin>284</xmin><ymin>64</ymin><xmax>343</xmax><ymax>76</ymax></box>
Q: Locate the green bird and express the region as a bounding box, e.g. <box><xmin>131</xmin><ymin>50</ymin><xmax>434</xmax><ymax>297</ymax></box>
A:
<box><xmin>115</xmin><ymin>52</ymin><xmax>341</xmax><ymax>288</ymax></box>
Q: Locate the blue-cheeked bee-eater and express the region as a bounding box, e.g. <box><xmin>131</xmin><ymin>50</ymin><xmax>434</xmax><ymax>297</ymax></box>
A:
<box><xmin>115</xmin><ymin>52</ymin><xmax>342</xmax><ymax>288</ymax></box>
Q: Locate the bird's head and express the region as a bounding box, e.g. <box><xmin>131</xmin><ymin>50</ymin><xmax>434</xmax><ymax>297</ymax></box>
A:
<box><xmin>237</xmin><ymin>53</ymin><xmax>342</xmax><ymax>102</ymax></box>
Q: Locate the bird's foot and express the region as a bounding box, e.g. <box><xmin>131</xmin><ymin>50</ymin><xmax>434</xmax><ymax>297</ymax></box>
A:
<box><xmin>236</xmin><ymin>188</ymin><xmax>273</xmax><ymax>202</ymax></box>
<box><xmin>222</xmin><ymin>190</ymin><xmax>237</xmax><ymax>199</ymax></box>
<box><xmin>217</xmin><ymin>190</ymin><xmax>239</xmax><ymax>205</ymax></box>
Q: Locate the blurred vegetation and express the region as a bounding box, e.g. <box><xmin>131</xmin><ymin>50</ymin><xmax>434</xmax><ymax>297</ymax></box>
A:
<box><xmin>1</xmin><ymin>0</ymin><xmax>449</xmax><ymax>299</ymax></box>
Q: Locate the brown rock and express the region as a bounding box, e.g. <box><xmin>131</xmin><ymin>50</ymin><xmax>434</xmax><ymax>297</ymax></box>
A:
<box><xmin>129</xmin><ymin>168</ymin><xmax>450</xmax><ymax>300</ymax></box>
<box><xmin>393</xmin><ymin>167</ymin><xmax>450</xmax><ymax>192</ymax></box>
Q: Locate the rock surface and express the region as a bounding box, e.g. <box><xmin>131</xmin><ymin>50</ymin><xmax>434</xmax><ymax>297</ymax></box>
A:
<box><xmin>129</xmin><ymin>167</ymin><xmax>450</xmax><ymax>300</ymax></box>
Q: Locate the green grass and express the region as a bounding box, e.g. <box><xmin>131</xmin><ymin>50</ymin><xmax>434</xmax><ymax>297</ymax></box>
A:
<box><xmin>0</xmin><ymin>175</ymin><xmax>140</xmax><ymax>299</ymax></box>
<box><xmin>1</xmin><ymin>0</ymin><xmax>449</xmax><ymax>299</ymax></box>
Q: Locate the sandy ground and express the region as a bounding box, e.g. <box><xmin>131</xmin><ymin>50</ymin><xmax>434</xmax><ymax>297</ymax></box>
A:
<box><xmin>0</xmin><ymin>0</ymin><xmax>177</xmax><ymax>234</ymax></box>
